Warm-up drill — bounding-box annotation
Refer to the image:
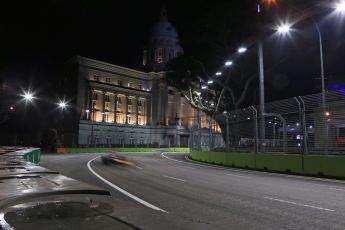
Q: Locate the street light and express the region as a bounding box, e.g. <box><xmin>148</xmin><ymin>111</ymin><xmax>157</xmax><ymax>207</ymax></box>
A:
<box><xmin>225</xmin><ymin>61</ymin><xmax>233</xmax><ymax>66</ymax></box>
<box><xmin>336</xmin><ymin>1</ymin><xmax>345</xmax><ymax>13</ymax></box>
<box><xmin>58</xmin><ymin>101</ymin><xmax>67</xmax><ymax>109</ymax></box>
<box><xmin>238</xmin><ymin>47</ymin><xmax>247</xmax><ymax>53</ymax></box>
<box><xmin>276</xmin><ymin>23</ymin><xmax>292</xmax><ymax>34</ymax></box>
<box><xmin>57</xmin><ymin>100</ymin><xmax>68</xmax><ymax>147</ymax></box>
<box><xmin>22</xmin><ymin>91</ymin><xmax>34</xmax><ymax>102</ymax></box>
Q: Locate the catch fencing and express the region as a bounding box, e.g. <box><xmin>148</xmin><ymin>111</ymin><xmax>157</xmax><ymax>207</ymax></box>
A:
<box><xmin>218</xmin><ymin>91</ymin><xmax>345</xmax><ymax>154</ymax></box>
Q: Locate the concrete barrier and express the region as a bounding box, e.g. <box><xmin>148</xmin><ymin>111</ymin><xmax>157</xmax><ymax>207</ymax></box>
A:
<box><xmin>63</xmin><ymin>147</ymin><xmax>190</xmax><ymax>153</ymax></box>
<box><xmin>190</xmin><ymin>151</ymin><xmax>345</xmax><ymax>179</ymax></box>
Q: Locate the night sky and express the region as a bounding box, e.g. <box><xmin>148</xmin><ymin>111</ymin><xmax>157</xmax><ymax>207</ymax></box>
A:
<box><xmin>0</xmin><ymin>0</ymin><xmax>344</xmax><ymax>142</ymax></box>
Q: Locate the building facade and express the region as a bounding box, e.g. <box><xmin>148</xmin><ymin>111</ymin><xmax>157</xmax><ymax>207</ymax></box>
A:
<box><xmin>68</xmin><ymin>10</ymin><xmax>222</xmax><ymax>148</ymax></box>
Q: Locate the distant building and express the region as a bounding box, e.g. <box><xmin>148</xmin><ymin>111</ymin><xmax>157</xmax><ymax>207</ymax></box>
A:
<box><xmin>65</xmin><ymin>10</ymin><xmax>222</xmax><ymax>148</ymax></box>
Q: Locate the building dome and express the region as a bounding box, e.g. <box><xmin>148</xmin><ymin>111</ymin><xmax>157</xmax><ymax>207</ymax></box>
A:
<box><xmin>150</xmin><ymin>13</ymin><xmax>178</xmax><ymax>40</ymax></box>
<box><xmin>143</xmin><ymin>9</ymin><xmax>183</xmax><ymax>72</ymax></box>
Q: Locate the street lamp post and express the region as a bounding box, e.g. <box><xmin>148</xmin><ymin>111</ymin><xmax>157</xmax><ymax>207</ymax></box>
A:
<box><xmin>58</xmin><ymin>100</ymin><xmax>67</xmax><ymax>147</ymax></box>
<box><xmin>223</xmin><ymin>111</ymin><xmax>230</xmax><ymax>153</ymax></box>
<box><xmin>258</xmin><ymin>41</ymin><xmax>266</xmax><ymax>152</ymax></box>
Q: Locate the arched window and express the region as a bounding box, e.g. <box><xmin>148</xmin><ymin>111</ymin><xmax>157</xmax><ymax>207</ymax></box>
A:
<box><xmin>155</xmin><ymin>48</ymin><xmax>164</xmax><ymax>63</ymax></box>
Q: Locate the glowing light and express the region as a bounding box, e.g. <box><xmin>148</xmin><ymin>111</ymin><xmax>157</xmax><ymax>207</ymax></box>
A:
<box><xmin>86</xmin><ymin>109</ymin><xmax>90</xmax><ymax>113</ymax></box>
<box><xmin>10</xmin><ymin>106</ymin><xmax>14</xmax><ymax>110</ymax></box>
<box><xmin>336</xmin><ymin>1</ymin><xmax>345</xmax><ymax>13</ymax></box>
<box><xmin>201</xmin><ymin>85</ymin><xmax>207</xmax><ymax>89</ymax></box>
<box><xmin>58</xmin><ymin>100</ymin><xmax>67</xmax><ymax>109</ymax></box>
<box><xmin>296</xmin><ymin>122</ymin><xmax>300</xmax><ymax>126</ymax></box>
<box><xmin>325</xmin><ymin>111</ymin><xmax>330</xmax><ymax>116</ymax></box>
<box><xmin>225</xmin><ymin>61</ymin><xmax>233</xmax><ymax>66</ymax></box>
<box><xmin>207</xmin><ymin>80</ymin><xmax>213</xmax><ymax>84</ymax></box>
<box><xmin>215</xmin><ymin>72</ymin><xmax>222</xmax><ymax>76</ymax></box>
<box><xmin>238</xmin><ymin>47</ymin><xmax>247</xmax><ymax>53</ymax></box>
<box><xmin>277</xmin><ymin>23</ymin><xmax>291</xmax><ymax>34</ymax></box>
<box><xmin>23</xmin><ymin>92</ymin><xmax>34</xmax><ymax>102</ymax></box>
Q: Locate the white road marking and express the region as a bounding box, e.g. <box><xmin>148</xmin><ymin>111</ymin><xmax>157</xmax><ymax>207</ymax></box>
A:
<box><xmin>329</xmin><ymin>187</ymin><xmax>345</xmax><ymax>192</ymax></box>
<box><xmin>135</xmin><ymin>165</ymin><xmax>143</xmax><ymax>170</ymax></box>
<box><xmin>87</xmin><ymin>156</ymin><xmax>168</xmax><ymax>213</ymax></box>
<box><xmin>264</xmin><ymin>196</ymin><xmax>335</xmax><ymax>212</ymax></box>
<box><xmin>163</xmin><ymin>175</ymin><xmax>186</xmax><ymax>182</ymax></box>
<box><xmin>226</xmin><ymin>173</ymin><xmax>251</xmax><ymax>179</ymax></box>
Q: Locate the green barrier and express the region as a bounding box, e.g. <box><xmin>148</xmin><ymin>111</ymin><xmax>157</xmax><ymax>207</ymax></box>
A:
<box><xmin>64</xmin><ymin>147</ymin><xmax>190</xmax><ymax>154</ymax></box>
<box><xmin>190</xmin><ymin>151</ymin><xmax>345</xmax><ymax>179</ymax></box>
<box><xmin>304</xmin><ymin>155</ymin><xmax>345</xmax><ymax>178</ymax></box>
<box><xmin>256</xmin><ymin>154</ymin><xmax>302</xmax><ymax>173</ymax></box>
<box><xmin>23</xmin><ymin>148</ymin><xmax>41</xmax><ymax>164</ymax></box>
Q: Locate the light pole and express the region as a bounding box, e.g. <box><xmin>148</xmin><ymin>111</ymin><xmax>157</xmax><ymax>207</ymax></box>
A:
<box><xmin>223</xmin><ymin>111</ymin><xmax>230</xmax><ymax>153</ymax></box>
<box><xmin>258</xmin><ymin>41</ymin><xmax>266</xmax><ymax>152</ymax></box>
<box><xmin>58</xmin><ymin>100</ymin><xmax>67</xmax><ymax>147</ymax></box>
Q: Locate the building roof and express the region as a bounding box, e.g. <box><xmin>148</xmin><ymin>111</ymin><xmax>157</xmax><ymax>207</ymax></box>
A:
<box><xmin>150</xmin><ymin>9</ymin><xmax>178</xmax><ymax>40</ymax></box>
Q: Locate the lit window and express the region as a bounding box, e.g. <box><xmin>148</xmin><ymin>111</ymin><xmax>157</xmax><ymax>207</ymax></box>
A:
<box><xmin>93</xmin><ymin>75</ymin><xmax>100</xmax><ymax>81</ymax></box>
<box><xmin>155</xmin><ymin>48</ymin><xmax>164</xmax><ymax>63</ymax></box>
<box><xmin>117</xmin><ymin>97</ymin><xmax>122</xmax><ymax>104</ymax></box>
<box><xmin>106</xmin><ymin>77</ymin><xmax>111</xmax><ymax>83</ymax></box>
<box><xmin>92</xmin><ymin>92</ymin><xmax>98</xmax><ymax>100</ymax></box>
<box><xmin>105</xmin><ymin>94</ymin><xmax>110</xmax><ymax>102</ymax></box>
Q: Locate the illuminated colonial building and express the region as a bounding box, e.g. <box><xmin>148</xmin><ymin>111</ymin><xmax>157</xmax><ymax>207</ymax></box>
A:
<box><xmin>68</xmin><ymin>10</ymin><xmax>222</xmax><ymax>147</ymax></box>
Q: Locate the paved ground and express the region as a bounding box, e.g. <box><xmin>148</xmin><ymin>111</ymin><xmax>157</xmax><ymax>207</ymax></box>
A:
<box><xmin>41</xmin><ymin>152</ymin><xmax>345</xmax><ymax>230</ymax></box>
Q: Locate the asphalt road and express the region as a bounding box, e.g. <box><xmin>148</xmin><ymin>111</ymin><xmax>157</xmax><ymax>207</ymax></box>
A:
<box><xmin>41</xmin><ymin>152</ymin><xmax>345</xmax><ymax>230</ymax></box>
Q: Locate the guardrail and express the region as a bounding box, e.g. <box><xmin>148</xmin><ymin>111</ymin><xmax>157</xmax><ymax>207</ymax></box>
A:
<box><xmin>23</xmin><ymin>148</ymin><xmax>41</xmax><ymax>164</ymax></box>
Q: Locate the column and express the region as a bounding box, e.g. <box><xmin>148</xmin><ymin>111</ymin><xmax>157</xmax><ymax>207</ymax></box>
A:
<box><xmin>125</xmin><ymin>96</ymin><xmax>129</xmax><ymax>124</ymax></box>
<box><xmin>148</xmin><ymin>97</ymin><xmax>152</xmax><ymax>126</ymax></box>
<box><xmin>136</xmin><ymin>96</ymin><xmax>139</xmax><ymax>125</ymax></box>
<box><xmin>102</xmin><ymin>91</ymin><xmax>105</xmax><ymax>122</ymax></box>
<box><xmin>114</xmin><ymin>93</ymin><xmax>117</xmax><ymax>124</ymax></box>
<box><xmin>88</xmin><ymin>89</ymin><xmax>93</xmax><ymax>120</ymax></box>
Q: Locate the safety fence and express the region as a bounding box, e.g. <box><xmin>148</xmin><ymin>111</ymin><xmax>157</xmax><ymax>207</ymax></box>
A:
<box><xmin>219</xmin><ymin>91</ymin><xmax>345</xmax><ymax>154</ymax></box>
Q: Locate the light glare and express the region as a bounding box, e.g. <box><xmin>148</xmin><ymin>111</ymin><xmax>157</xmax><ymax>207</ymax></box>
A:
<box><xmin>277</xmin><ymin>24</ymin><xmax>291</xmax><ymax>34</ymax></box>
<box><xmin>58</xmin><ymin>101</ymin><xmax>67</xmax><ymax>109</ymax></box>
<box><xmin>336</xmin><ymin>1</ymin><xmax>345</xmax><ymax>13</ymax></box>
<box><xmin>238</xmin><ymin>47</ymin><xmax>247</xmax><ymax>53</ymax></box>
<box><xmin>225</xmin><ymin>61</ymin><xmax>233</xmax><ymax>66</ymax></box>
<box><xmin>22</xmin><ymin>91</ymin><xmax>34</xmax><ymax>102</ymax></box>
<box><xmin>215</xmin><ymin>72</ymin><xmax>222</xmax><ymax>76</ymax></box>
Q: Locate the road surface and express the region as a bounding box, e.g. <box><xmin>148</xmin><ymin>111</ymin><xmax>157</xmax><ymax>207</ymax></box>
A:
<box><xmin>41</xmin><ymin>152</ymin><xmax>345</xmax><ymax>230</ymax></box>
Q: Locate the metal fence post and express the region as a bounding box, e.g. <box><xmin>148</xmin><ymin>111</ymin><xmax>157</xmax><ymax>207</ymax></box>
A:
<box><xmin>298</xmin><ymin>96</ymin><xmax>308</xmax><ymax>155</ymax></box>
<box><xmin>250</xmin><ymin>106</ymin><xmax>259</xmax><ymax>154</ymax></box>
